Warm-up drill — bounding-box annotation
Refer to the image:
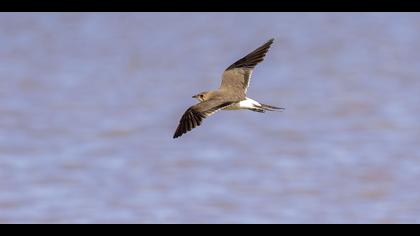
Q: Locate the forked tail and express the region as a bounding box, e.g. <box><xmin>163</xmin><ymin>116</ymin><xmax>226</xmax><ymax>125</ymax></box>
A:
<box><xmin>250</xmin><ymin>103</ymin><xmax>285</xmax><ymax>113</ymax></box>
<box><xmin>260</xmin><ymin>103</ymin><xmax>284</xmax><ymax>111</ymax></box>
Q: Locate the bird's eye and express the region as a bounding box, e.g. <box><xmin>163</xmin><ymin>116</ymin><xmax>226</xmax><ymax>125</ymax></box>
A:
<box><xmin>200</xmin><ymin>95</ymin><xmax>204</xmax><ymax>99</ymax></box>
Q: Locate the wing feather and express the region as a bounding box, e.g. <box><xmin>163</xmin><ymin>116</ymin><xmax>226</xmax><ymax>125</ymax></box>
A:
<box><xmin>220</xmin><ymin>39</ymin><xmax>274</xmax><ymax>94</ymax></box>
<box><xmin>173</xmin><ymin>100</ymin><xmax>233</xmax><ymax>138</ymax></box>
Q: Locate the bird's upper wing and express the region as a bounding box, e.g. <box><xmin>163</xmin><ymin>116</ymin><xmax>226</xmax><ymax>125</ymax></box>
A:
<box><xmin>173</xmin><ymin>99</ymin><xmax>234</xmax><ymax>138</ymax></box>
<box><xmin>220</xmin><ymin>38</ymin><xmax>274</xmax><ymax>94</ymax></box>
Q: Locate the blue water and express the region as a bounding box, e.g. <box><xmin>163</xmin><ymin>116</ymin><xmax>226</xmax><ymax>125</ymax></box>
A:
<box><xmin>1</xmin><ymin>13</ymin><xmax>420</xmax><ymax>223</ymax></box>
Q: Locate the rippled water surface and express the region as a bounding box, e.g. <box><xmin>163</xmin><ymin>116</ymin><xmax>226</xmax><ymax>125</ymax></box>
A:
<box><xmin>1</xmin><ymin>13</ymin><xmax>420</xmax><ymax>223</ymax></box>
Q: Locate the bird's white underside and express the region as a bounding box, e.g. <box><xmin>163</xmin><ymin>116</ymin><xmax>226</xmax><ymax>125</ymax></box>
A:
<box><xmin>223</xmin><ymin>97</ymin><xmax>261</xmax><ymax>110</ymax></box>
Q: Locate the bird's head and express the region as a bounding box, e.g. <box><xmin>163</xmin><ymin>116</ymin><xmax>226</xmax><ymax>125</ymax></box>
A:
<box><xmin>192</xmin><ymin>91</ymin><xmax>210</xmax><ymax>102</ymax></box>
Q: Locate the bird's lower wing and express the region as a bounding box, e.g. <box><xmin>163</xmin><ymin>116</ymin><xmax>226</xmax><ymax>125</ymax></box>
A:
<box><xmin>173</xmin><ymin>100</ymin><xmax>234</xmax><ymax>138</ymax></box>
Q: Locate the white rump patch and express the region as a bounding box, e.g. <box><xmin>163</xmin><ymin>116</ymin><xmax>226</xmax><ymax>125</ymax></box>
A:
<box><xmin>223</xmin><ymin>97</ymin><xmax>261</xmax><ymax>110</ymax></box>
<box><xmin>239</xmin><ymin>98</ymin><xmax>261</xmax><ymax>109</ymax></box>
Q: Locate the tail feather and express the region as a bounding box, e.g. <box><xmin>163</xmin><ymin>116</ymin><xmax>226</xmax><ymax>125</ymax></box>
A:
<box><xmin>260</xmin><ymin>103</ymin><xmax>284</xmax><ymax>111</ymax></box>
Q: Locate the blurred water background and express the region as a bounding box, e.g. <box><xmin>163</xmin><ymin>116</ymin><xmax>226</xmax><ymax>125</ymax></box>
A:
<box><xmin>1</xmin><ymin>13</ymin><xmax>420</xmax><ymax>223</ymax></box>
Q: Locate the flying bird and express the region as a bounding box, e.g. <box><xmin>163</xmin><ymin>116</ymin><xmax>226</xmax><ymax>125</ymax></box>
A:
<box><xmin>173</xmin><ymin>38</ymin><xmax>283</xmax><ymax>139</ymax></box>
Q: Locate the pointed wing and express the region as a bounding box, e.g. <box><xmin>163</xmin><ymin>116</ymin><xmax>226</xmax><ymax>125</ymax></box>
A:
<box><xmin>173</xmin><ymin>99</ymin><xmax>234</xmax><ymax>138</ymax></box>
<box><xmin>220</xmin><ymin>38</ymin><xmax>274</xmax><ymax>94</ymax></box>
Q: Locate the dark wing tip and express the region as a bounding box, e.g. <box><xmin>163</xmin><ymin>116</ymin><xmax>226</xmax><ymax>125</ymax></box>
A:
<box><xmin>225</xmin><ymin>38</ymin><xmax>275</xmax><ymax>71</ymax></box>
<box><xmin>265</xmin><ymin>38</ymin><xmax>275</xmax><ymax>45</ymax></box>
<box><xmin>173</xmin><ymin>108</ymin><xmax>205</xmax><ymax>139</ymax></box>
